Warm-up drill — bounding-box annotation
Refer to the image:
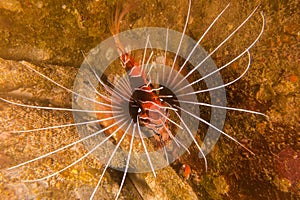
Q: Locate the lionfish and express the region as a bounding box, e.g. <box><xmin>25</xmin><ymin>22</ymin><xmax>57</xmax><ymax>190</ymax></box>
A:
<box><xmin>0</xmin><ymin>0</ymin><xmax>267</xmax><ymax>199</ymax></box>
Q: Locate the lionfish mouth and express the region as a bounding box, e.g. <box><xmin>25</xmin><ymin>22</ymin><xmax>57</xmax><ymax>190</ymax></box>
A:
<box><xmin>1</xmin><ymin>0</ymin><xmax>268</xmax><ymax>199</ymax></box>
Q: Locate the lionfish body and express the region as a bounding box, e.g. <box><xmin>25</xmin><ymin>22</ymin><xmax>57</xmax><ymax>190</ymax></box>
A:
<box><xmin>116</xmin><ymin>43</ymin><xmax>170</xmax><ymax>143</ymax></box>
<box><xmin>96</xmin><ymin>7</ymin><xmax>172</xmax><ymax>144</ymax></box>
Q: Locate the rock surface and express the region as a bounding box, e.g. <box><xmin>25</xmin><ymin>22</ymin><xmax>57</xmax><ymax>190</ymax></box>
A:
<box><xmin>0</xmin><ymin>0</ymin><xmax>299</xmax><ymax>199</ymax></box>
